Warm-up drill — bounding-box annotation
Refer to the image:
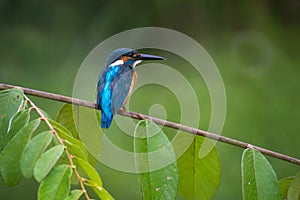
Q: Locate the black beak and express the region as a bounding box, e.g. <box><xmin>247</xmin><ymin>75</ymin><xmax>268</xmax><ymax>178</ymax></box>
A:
<box><xmin>138</xmin><ymin>53</ymin><xmax>165</xmax><ymax>60</ymax></box>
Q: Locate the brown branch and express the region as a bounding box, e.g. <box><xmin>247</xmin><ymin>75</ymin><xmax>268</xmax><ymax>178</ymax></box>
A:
<box><xmin>1</xmin><ymin>83</ymin><xmax>299</xmax><ymax>166</ymax></box>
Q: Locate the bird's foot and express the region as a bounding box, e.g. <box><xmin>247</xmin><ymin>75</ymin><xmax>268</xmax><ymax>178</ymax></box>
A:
<box><xmin>116</xmin><ymin>107</ymin><xmax>127</xmax><ymax>115</ymax></box>
<box><xmin>121</xmin><ymin>106</ymin><xmax>127</xmax><ymax>112</ymax></box>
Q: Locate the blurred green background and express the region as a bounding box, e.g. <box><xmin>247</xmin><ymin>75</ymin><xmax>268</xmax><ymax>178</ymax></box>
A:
<box><xmin>1</xmin><ymin>0</ymin><xmax>300</xmax><ymax>199</ymax></box>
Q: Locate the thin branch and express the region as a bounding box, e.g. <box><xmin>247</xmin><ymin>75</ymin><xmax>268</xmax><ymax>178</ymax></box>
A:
<box><xmin>1</xmin><ymin>83</ymin><xmax>299</xmax><ymax>166</ymax></box>
<box><xmin>23</xmin><ymin>94</ymin><xmax>90</xmax><ymax>200</ymax></box>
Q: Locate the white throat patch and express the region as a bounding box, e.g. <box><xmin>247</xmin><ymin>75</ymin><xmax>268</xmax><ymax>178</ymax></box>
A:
<box><xmin>133</xmin><ymin>60</ymin><xmax>142</xmax><ymax>68</ymax></box>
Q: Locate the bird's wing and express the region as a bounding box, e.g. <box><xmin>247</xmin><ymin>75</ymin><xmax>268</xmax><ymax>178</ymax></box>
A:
<box><xmin>96</xmin><ymin>70</ymin><xmax>106</xmax><ymax>107</ymax></box>
<box><xmin>111</xmin><ymin>69</ymin><xmax>135</xmax><ymax>112</ymax></box>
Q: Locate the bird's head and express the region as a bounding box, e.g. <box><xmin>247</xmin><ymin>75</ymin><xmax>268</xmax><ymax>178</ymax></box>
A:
<box><xmin>106</xmin><ymin>48</ymin><xmax>165</xmax><ymax>68</ymax></box>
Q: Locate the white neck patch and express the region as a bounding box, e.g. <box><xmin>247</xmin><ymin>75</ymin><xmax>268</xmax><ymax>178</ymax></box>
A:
<box><xmin>109</xmin><ymin>59</ymin><xmax>124</xmax><ymax>67</ymax></box>
<box><xmin>133</xmin><ymin>60</ymin><xmax>142</xmax><ymax>68</ymax></box>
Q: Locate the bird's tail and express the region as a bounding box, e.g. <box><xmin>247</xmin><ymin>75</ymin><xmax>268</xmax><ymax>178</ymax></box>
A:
<box><xmin>101</xmin><ymin>111</ymin><xmax>113</xmax><ymax>129</ymax></box>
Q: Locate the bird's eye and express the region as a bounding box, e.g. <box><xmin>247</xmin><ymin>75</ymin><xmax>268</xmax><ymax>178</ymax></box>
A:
<box><xmin>128</xmin><ymin>52</ymin><xmax>134</xmax><ymax>57</ymax></box>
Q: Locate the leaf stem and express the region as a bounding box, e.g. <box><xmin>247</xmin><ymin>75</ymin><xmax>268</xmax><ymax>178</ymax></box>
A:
<box><xmin>1</xmin><ymin>83</ymin><xmax>299</xmax><ymax>166</ymax></box>
<box><xmin>23</xmin><ymin>94</ymin><xmax>91</xmax><ymax>200</ymax></box>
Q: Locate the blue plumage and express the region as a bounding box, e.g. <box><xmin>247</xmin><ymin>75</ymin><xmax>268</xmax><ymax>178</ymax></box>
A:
<box><xmin>97</xmin><ymin>48</ymin><xmax>165</xmax><ymax>129</ymax></box>
<box><xmin>97</xmin><ymin>66</ymin><xmax>122</xmax><ymax>128</ymax></box>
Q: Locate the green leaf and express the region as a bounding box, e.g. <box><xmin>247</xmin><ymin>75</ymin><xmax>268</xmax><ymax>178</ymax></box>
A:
<box><xmin>134</xmin><ymin>120</ymin><xmax>178</xmax><ymax>200</ymax></box>
<box><xmin>50</xmin><ymin>119</ymin><xmax>97</xmax><ymax>186</ymax></box>
<box><xmin>177</xmin><ymin>136</ymin><xmax>220</xmax><ymax>200</ymax></box>
<box><xmin>56</xmin><ymin>104</ymin><xmax>79</xmax><ymax>138</ymax></box>
<box><xmin>49</xmin><ymin>120</ymin><xmax>90</xmax><ymax>161</ymax></box>
<box><xmin>68</xmin><ymin>143</ymin><xmax>89</xmax><ymax>161</ymax></box>
<box><xmin>39</xmin><ymin>108</ymin><xmax>53</xmax><ymax>121</ymax></box>
<box><xmin>38</xmin><ymin>164</ymin><xmax>72</xmax><ymax>200</ymax></box>
<box><xmin>279</xmin><ymin>176</ymin><xmax>294</xmax><ymax>199</ymax></box>
<box><xmin>92</xmin><ymin>187</ymin><xmax>114</xmax><ymax>200</ymax></box>
<box><xmin>287</xmin><ymin>171</ymin><xmax>300</xmax><ymax>200</ymax></box>
<box><xmin>74</xmin><ymin>156</ymin><xmax>102</xmax><ymax>186</ymax></box>
<box><xmin>65</xmin><ymin>190</ymin><xmax>83</xmax><ymax>200</ymax></box>
<box><xmin>50</xmin><ymin>120</ymin><xmax>84</xmax><ymax>147</ymax></box>
<box><xmin>20</xmin><ymin>131</ymin><xmax>53</xmax><ymax>178</ymax></box>
<box><xmin>0</xmin><ymin>88</ymin><xmax>24</xmax><ymax>151</ymax></box>
<box><xmin>50</xmin><ymin>119</ymin><xmax>73</xmax><ymax>136</ymax></box>
<box><xmin>6</xmin><ymin>108</ymin><xmax>31</xmax><ymax>144</ymax></box>
<box><xmin>71</xmin><ymin>106</ymin><xmax>102</xmax><ymax>160</ymax></box>
<box><xmin>0</xmin><ymin>119</ymin><xmax>40</xmax><ymax>186</ymax></box>
<box><xmin>241</xmin><ymin>148</ymin><xmax>282</xmax><ymax>200</ymax></box>
<box><xmin>85</xmin><ymin>179</ymin><xmax>114</xmax><ymax>200</ymax></box>
<box><xmin>34</xmin><ymin>145</ymin><xmax>64</xmax><ymax>182</ymax></box>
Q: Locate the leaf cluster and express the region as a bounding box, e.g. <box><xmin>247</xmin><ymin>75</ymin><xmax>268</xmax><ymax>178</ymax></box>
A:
<box><xmin>0</xmin><ymin>89</ymin><xmax>112</xmax><ymax>200</ymax></box>
<box><xmin>0</xmin><ymin>88</ymin><xmax>299</xmax><ymax>200</ymax></box>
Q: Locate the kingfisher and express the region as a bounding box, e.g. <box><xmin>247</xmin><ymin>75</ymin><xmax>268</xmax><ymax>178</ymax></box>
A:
<box><xmin>97</xmin><ymin>48</ymin><xmax>165</xmax><ymax>128</ymax></box>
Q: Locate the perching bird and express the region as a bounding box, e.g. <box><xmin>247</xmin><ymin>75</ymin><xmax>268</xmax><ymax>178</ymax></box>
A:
<box><xmin>97</xmin><ymin>48</ymin><xmax>165</xmax><ymax>128</ymax></box>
